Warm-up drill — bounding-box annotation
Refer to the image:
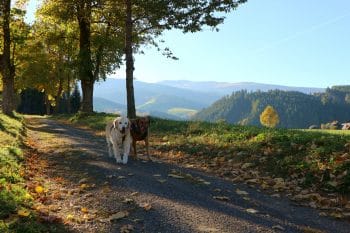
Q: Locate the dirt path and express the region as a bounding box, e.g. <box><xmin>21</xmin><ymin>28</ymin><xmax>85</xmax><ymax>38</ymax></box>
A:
<box><xmin>25</xmin><ymin>116</ymin><xmax>350</xmax><ymax>233</ymax></box>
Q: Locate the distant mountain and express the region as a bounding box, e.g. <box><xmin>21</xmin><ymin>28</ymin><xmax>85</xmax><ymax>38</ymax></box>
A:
<box><xmin>93</xmin><ymin>97</ymin><xmax>126</xmax><ymax>114</ymax></box>
<box><xmin>93</xmin><ymin>79</ymin><xmax>221</xmax><ymax>119</ymax></box>
<box><xmin>194</xmin><ymin>86</ymin><xmax>350</xmax><ymax>128</ymax></box>
<box><xmin>92</xmin><ymin>78</ymin><xmax>327</xmax><ymax>120</ymax></box>
<box><xmin>158</xmin><ymin>80</ymin><xmax>325</xmax><ymax>95</ymax></box>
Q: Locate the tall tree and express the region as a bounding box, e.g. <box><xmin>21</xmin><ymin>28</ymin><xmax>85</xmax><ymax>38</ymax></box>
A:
<box><xmin>38</xmin><ymin>0</ymin><xmax>124</xmax><ymax>113</ymax></box>
<box><xmin>260</xmin><ymin>105</ymin><xmax>280</xmax><ymax>128</ymax></box>
<box><xmin>119</xmin><ymin>0</ymin><xmax>247</xmax><ymax>118</ymax></box>
<box><xmin>0</xmin><ymin>0</ymin><xmax>15</xmax><ymax>115</ymax></box>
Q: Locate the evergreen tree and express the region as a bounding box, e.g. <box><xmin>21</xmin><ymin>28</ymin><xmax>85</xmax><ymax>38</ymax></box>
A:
<box><xmin>70</xmin><ymin>85</ymin><xmax>81</xmax><ymax>113</ymax></box>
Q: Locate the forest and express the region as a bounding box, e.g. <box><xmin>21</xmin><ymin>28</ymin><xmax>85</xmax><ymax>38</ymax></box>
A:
<box><xmin>194</xmin><ymin>86</ymin><xmax>350</xmax><ymax>128</ymax></box>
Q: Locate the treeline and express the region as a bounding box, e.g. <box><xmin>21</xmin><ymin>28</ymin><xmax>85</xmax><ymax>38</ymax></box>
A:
<box><xmin>194</xmin><ymin>86</ymin><xmax>350</xmax><ymax>128</ymax></box>
<box><xmin>17</xmin><ymin>86</ymin><xmax>81</xmax><ymax>115</ymax></box>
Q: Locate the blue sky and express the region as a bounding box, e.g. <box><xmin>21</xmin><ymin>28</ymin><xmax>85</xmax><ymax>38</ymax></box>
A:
<box><xmin>26</xmin><ymin>0</ymin><xmax>350</xmax><ymax>88</ymax></box>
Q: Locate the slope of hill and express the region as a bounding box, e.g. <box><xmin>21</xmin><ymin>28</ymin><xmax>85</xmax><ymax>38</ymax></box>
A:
<box><xmin>194</xmin><ymin>87</ymin><xmax>350</xmax><ymax>128</ymax></box>
<box><xmin>93</xmin><ymin>97</ymin><xmax>126</xmax><ymax>114</ymax></box>
<box><xmin>93</xmin><ymin>78</ymin><xmax>326</xmax><ymax>120</ymax></box>
<box><xmin>93</xmin><ymin>79</ymin><xmax>221</xmax><ymax>119</ymax></box>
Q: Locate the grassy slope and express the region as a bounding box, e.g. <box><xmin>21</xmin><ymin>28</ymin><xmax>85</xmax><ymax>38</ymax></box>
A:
<box><xmin>0</xmin><ymin>113</ymin><xmax>65</xmax><ymax>232</ymax></box>
<box><xmin>54</xmin><ymin>112</ymin><xmax>350</xmax><ymax>195</ymax></box>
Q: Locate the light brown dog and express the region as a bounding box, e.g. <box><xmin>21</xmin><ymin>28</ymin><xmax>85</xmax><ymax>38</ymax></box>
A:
<box><xmin>105</xmin><ymin>116</ymin><xmax>132</xmax><ymax>164</ymax></box>
<box><xmin>130</xmin><ymin>116</ymin><xmax>150</xmax><ymax>160</ymax></box>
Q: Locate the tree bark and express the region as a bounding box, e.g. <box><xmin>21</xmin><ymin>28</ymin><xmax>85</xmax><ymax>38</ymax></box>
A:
<box><xmin>77</xmin><ymin>0</ymin><xmax>94</xmax><ymax>113</ymax></box>
<box><xmin>44</xmin><ymin>93</ymin><xmax>51</xmax><ymax>115</ymax></box>
<box><xmin>1</xmin><ymin>0</ymin><xmax>16</xmax><ymax>116</ymax></box>
<box><xmin>125</xmin><ymin>0</ymin><xmax>136</xmax><ymax>119</ymax></box>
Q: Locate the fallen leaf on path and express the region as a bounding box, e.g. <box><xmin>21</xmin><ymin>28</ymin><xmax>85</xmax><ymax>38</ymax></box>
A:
<box><xmin>81</xmin><ymin>207</ymin><xmax>89</xmax><ymax>213</ymax></box>
<box><xmin>108</xmin><ymin>211</ymin><xmax>129</xmax><ymax>221</ymax></box>
<box><xmin>236</xmin><ymin>189</ymin><xmax>249</xmax><ymax>195</ymax></box>
<box><xmin>246</xmin><ymin>208</ymin><xmax>259</xmax><ymax>214</ymax></box>
<box><xmin>157</xmin><ymin>179</ymin><xmax>167</xmax><ymax>183</ymax></box>
<box><xmin>213</xmin><ymin>196</ymin><xmax>230</xmax><ymax>201</ymax></box>
<box><xmin>168</xmin><ymin>174</ymin><xmax>184</xmax><ymax>179</ymax></box>
<box><xmin>118</xmin><ymin>176</ymin><xmax>126</xmax><ymax>179</ymax></box>
<box><xmin>123</xmin><ymin>198</ymin><xmax>134</xmax><ymax>204</ymax></box>
<box><xmin>139</xmin><ymin>203</ymin><xmax>152</xmax><ymax>211</ymax></box>
<box><xmin>272</xmin><ymin>225</ymin><xmax>285</xmax><ymax>231</ymax></box>
<box><xmin>130</xmin><ymin>192</ymin><xmax>138</xmax><ymax>196</ymax></box>
<box><xmin>153</xmin><ymin>174</ymin><xmax>161</xmax><ymax>177</ymax></box>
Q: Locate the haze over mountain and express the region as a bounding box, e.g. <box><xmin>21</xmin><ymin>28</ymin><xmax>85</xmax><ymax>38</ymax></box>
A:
<box><xmin>93</xmin><ymin>78</ymin><xmax>325</xmax><ymax>119</ymax></box>
<box><xmin>159</xmin><ymin>80</ymin><xmax>325</xmax><ymax>95</ymax></box>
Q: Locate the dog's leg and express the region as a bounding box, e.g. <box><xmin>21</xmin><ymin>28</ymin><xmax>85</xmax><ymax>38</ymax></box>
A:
<box><xmin>122</xmin><ymin>140</ymin><xmax>131</xmax><ymax>164</ymax></box>
<box><xmin>145</xmin><ymin>136</ymin><xmax>151</xmax><ymax>160</ymax></box>
<box><xmin>106</xmin><ymin>138</ymin><xmax>113</xmax><ymax>158</ymax></box>
<box><xmin>113</xmin><ymin>143</ymin><xmax>122</xmax><ymax>163</ymax></box>
<box><xmin>132</xmin><ymin>140</ymin><xmax>137</xmax><ymax>160</ymax></box>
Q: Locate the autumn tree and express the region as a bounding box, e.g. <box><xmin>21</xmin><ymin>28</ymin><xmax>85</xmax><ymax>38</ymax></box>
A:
<box><xmin>260</xmin><ymin>105</ymin><xmax>280</xmax><ymax>128</ymax></box>
<box><xmin>0</xmin><ymin>1</ymin><xmax>29</xmax><ymax>115</ymax></box>
<box><xmin>38</xmin><ymin>0</ymin><xmax>123</xmax><ymax>113</ymax></box>
<box><xmin>0</xmin><ymin>0</ymin><xmax>15</xmax><ymax>115</ymax></box>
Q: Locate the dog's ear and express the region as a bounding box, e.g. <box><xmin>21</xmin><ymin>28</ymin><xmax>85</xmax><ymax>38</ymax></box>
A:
<box><xmin>113</xmin><ymin>118</ymin><xmax>119</xmax><ymax>129</ymax></box>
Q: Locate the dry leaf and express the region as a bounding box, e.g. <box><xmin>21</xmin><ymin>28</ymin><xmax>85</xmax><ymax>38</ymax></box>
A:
<box><xmin>272</xmin><ymin>225</ymin><xmax>285</xmax><ymax>231</ymax></box>
<box><xmin>66</xmin><ymin>214</ymin><xmax>75</xmax><ymax>221</ymax></box>
<box><xmin>157</xmin><ymin>179</ymin><xmax>167</xmax><ymax>183</ymax></box>
<box><xmin>123</xmin><ymin>198</ymin><xmax>134</xmax><ymax>204</ymax></box>
<box><xmin>236</xmin><ymin>189</ymin><xmax>249</xmax><ymax>195</ymax></box>
<box><xmin>168</xmin><ymin>174</ymin><xmax>184</xmax><ymax>179</ymax></box>
<box><xmin>108</xmin><ymin>211</ymin><xmax>129</xmax><ymax>221</ymax></box>
<box><xmin>35</xmin><ymin>185</ymin><xmax>44</xmax><ymax>194</ymax></box>
<box><xmin>213</xmin><ymin>196</ymin><xmax>230</xmax><ymax>201</ymax></box>
<box><xmin>246</xmin><ymin>208</ymin><xmax>259</xmax><ymax>214</ymax></box>
<box><xmin>81</xmin><ymin>207</ymin><xmax>89</xmax><ymax>213</ymax></box>
<box><xmin>140</xmin><ymin>203</ymin><xmax>152</xmax><ymax>211</ymax></box>
<box><xmin>17</xmin><ymin>209</ymin><xmax>30</xmax><ymax>217</ymax></box>
<box><xmin>153</xmin><ymin>174</ymin><xmax>161</xmax><ymax>177</ymax></box>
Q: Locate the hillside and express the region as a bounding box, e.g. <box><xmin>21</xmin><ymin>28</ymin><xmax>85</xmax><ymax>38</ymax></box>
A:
<box><xmin>93</xmin><ymin>79</ymin><xmax>220</xmax><ymax>119</ymax></box>
<box><xmin>93</xmin><ymin>79</ymin><xmax>326</xmax><ymax>120</ymax></box>
<box><xmin>194</xmin><ymin>86</ymin><xmax>350</xmax><ymax>128</ymax></box>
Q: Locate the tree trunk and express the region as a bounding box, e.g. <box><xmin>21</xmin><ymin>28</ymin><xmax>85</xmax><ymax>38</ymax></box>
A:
<box><xmin>66</xmin><ymin>73</ymin><xmax>71</xmax><ymax>114</ymax></box>
<box><xmin>44</xmin><ymin>93</ymin><xmax>51</xmax><ymax>115</ymax></box>
<box><xmin>1</xmin><ymin>0</ymin><xmax>15</xmax><ymax>116</ymax></box>
<box><xmin>80</xmin><ymin>79</ymin><xmax>94</xmax><ymax>113</ymax></box>
<box><xmin>77</xmin><ymin>1</ymin><xmax>94</xmax><ymax>113</ymax></box>
<box><xmin>53</xmin><ymin>76</ymin><xmax>63</xmax><ymax>114</ymax></box>
<box><xmin>125</xmin><ymin>0</ymin><xmax>136</xmax><ymax>119</ymax></box>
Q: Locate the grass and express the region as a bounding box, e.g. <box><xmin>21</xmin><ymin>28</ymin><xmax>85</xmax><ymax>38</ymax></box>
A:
<box><xmin>0</xmin><ymin>112</ymin><xmax>66</xmax><ymax>233</ymax></box>
<box><xmin>53</xmin><ymin>112</ymin><xmax>350</xmax><ymax>195</ymax></box>
<box><xmin>167</xmin><ymin>108</ymin><xmax>198</xmax><ymax>118</ymax></box>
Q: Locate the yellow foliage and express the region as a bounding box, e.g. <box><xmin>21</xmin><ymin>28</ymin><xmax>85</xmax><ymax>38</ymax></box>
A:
<box><xmin>35</xmin><ymin>185</ymin><xmax>44</xmax><ymax>194</ymax></box>
<box><xmin>17</xmin><ymin>209</ymin><xmax>31</xmax><ymax>217</ymax></box>
<box><xmin>260</xmin><ymin>105</ymin><xmax>280</xmax><ymax>128</ymax></box>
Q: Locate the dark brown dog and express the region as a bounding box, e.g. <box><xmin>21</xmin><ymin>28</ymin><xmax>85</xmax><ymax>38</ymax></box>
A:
<box><xmin>130</xmin><ymin>116</ymin><xmax>150</xmax><ymax>160</ymax></box>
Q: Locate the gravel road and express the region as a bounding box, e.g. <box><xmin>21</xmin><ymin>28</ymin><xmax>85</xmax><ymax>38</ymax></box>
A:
<box><xmin>25</xmin><ymin>116</ymin><xmax>350</xmax><ymax>233</ymax></box>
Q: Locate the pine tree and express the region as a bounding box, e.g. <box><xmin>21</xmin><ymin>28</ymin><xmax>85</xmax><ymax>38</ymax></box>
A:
<box><xmin>70</xmin><ymin>85</ymin><xmax>81</xmax><ymax>113</ymax></box>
